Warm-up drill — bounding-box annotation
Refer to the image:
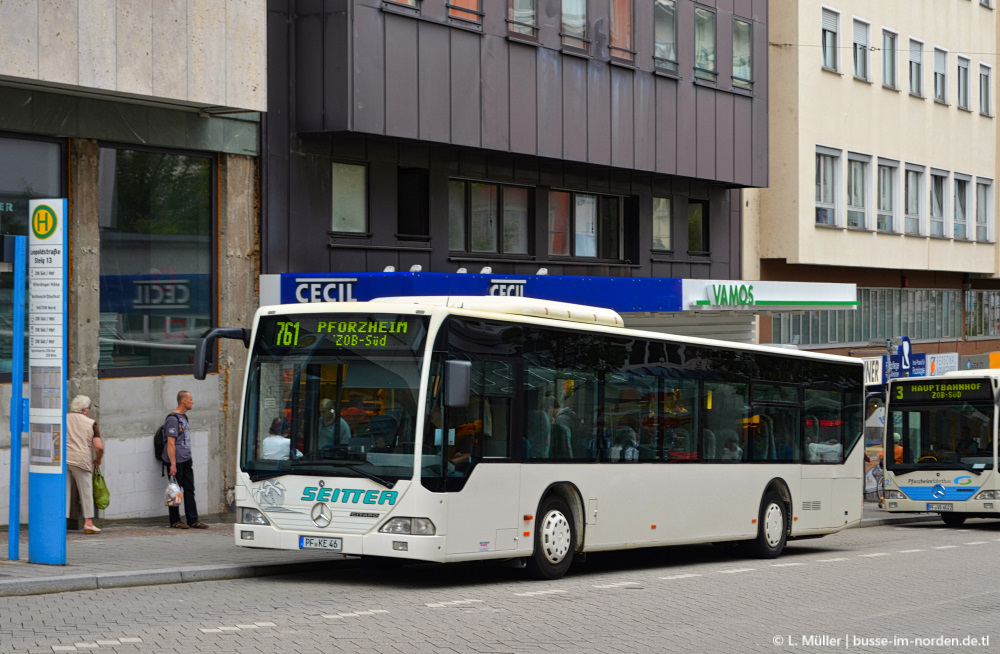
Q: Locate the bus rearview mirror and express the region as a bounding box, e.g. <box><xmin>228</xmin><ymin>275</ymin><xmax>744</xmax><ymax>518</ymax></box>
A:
<box><xmin>445</xmin><ymin>360</ymin><xmax>472</xmax><ymax>408</ymax></box>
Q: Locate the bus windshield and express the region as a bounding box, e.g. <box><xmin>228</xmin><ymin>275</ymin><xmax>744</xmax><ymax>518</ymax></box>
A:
<box><xmin>240</xmin><ymin>313</ymin><xmax>430</xmax><ymax>483</ymax></box>
<box><xmin>887</xmin><ymin>397</ymin><xmax>994</xmax><ymax>474</ymax></box>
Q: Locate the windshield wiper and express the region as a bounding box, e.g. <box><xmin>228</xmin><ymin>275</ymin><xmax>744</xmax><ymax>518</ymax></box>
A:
<box><xmin>291</xmin><ymin>459</ymin><xmax>396</xmax><ymax>488</ymax></box>
<box><xmin>248</xmin><ymin>470</ymin><xmax>286</xmax><ymax>482</ymax></box>
<box><xmin>336</xmin><ymin>462</ymin><xmax>396</xmax><ymax>489</ymax></box>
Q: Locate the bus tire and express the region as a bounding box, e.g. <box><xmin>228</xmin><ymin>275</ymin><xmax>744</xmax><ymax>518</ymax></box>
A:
<box><xmin>526</xmin><ymin>496</ymin><xmax>576</xmax><ymax>580</ymax></box>
<box><xmin>743</xmin><ymin>490</ymin><xmax>787</xmax><ymax>559</ymax></box>
<box><xmin>940</xmin><ymin>513</ymin><xmax>967</xmax><ymax>527</ymax></box>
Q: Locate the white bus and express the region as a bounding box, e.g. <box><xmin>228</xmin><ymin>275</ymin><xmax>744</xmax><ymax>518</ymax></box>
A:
<box><xmin>882</xmin><ymin>370</ymin><xmax>999</xmax><ymax>526</ymax></box>
<box><xmin>197</xmin><ymin>296</ymin><xmax>865</xmax><ymax>579</ymax></box>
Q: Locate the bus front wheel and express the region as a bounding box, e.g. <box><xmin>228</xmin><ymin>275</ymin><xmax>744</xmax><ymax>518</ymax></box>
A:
<box><xmin>940</xmin><ymin>513</ymin><xmax>967</xmax><ymax>527</ymax></box>
<box><xmin>526</xmin><ymin>496</ymin><xmax>576</xmax><ymax>580</ymax></box>
<box><xmin>743</xmin><ymin>490</ymin><xmax>787</xmax><ymax>559</ymax></box>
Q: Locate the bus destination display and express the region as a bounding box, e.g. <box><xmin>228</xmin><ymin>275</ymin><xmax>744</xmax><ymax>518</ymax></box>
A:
<box><xmin>261</xmin><ymin>315</ymin><xmax>424</xmax><ymax>351</ymax></box>
<box><xmin>893</xmin><ymin>379</ymin><xmax>993</xmax><ymax>402</ymax></box>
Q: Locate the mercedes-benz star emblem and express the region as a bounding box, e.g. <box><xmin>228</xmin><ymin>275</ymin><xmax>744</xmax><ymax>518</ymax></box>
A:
<box><xmin>311</xmin><ymin>502</ymin><xmax>332</xmax><ymax>528</ymax></box>
<box><xmin>931</xmin><ymin>484</ymin><xmax>946</xmax><ymax>500</ymax></box>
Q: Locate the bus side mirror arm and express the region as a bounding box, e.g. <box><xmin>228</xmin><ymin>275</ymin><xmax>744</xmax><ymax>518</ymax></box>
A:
<box><xmin>193</xmin><ymin>327</ymin><xmax>250</xmax><ymax>380</ymax></box>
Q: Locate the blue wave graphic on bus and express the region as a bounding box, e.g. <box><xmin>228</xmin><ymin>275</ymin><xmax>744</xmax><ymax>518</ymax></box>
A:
<box><xmin>901</xmin><ymin>486</ymin><xmax>979</xmax><ymax>501</ymax></box>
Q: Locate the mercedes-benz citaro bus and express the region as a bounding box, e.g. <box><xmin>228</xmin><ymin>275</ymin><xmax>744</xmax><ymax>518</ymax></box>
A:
<box><xmin>882</xmin><ymin>370</ymin><xmax>1000</xmax><ymax>526</ymax></box>
<box><xmin>194</xmin><ymin>296</ymin><xmax>865</xmax><ymax>579</ymax></box>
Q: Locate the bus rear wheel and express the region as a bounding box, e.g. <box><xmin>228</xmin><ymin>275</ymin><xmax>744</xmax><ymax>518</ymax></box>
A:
<box><xmin>940</xmin><ymin>513</ymin><xmax>967</xmax><ymax>527</ymax></box>
<box><xmin>742</xmin><ymin>490</ymin><xmax>787</xmax><ymax>559</ymax></box>
<box><xmin>526</xmin><ymin>496</ymin><xmax>575</xmax><ymax>580</ymax></box>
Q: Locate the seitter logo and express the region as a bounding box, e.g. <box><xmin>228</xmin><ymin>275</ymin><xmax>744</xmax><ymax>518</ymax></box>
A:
<box><xmin>301</xmin><ymin>486</ymin><xmax>398</xmax><ymax>505</ymax></box>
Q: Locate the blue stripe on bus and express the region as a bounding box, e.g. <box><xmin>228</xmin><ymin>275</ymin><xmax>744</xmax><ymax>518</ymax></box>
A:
<box><xmin>900</xmin><ymin>487</ymin><xmax>979</xmax><ymax>501</ymax></box>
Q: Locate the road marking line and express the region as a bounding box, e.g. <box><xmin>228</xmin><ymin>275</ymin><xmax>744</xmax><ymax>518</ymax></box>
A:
<box><xmin>593</xmin><ymin>581</ymin><xmax>640</xmax><ymax>588</ymax></box>
<box><xmin>322</xmin><ymin>615</ymin><xmax>344</xmax><ymax>619</ymax></box>
<box><xmin>898</xmin><ymin>549</ymin><xmax>924</xmax><ymax>553</ymax></box>
<box><xmin>817</xmin><ymin>557</ymin><xmax>848</xmax><ymax>562</ymax></box>
<box><xmin>51</xmin><ymin>647</ymin><xmax>76</xmax><ymax>652</ymax></box>
<box><xmin>370</xmin><ymin>610</ymin><xmax>390</xmax><ymax>613</ymax></box>
<box><xmin>96</xmin><ymin>641</ymin><xmax>120</xmax><ymax>645</ymax></box>
<box><xmin>218</xmin><ymin>626</ymin><xmax>240</xmax><ymax>631</ymax></box>
<box><xmin>236</xmin><ymin>625</ymin><xmax>259</xmax><ymax>629</ymax></box>
<box><xmin>118</xmin><ymin>639</ymin><xmax>143</xmax><ymax>644</ymax></box>
<box><xmin>254</xmin><ymin>622</ymin><xmax>276</xmax><ymax>627</ymax></box>
<box><xmin>965</xmin><ymin>541</ymin><xmax>987</xmax><ymax>545</ymax></box>
<box><xmin>513</xmin><ymin>589</ymin><xmax>567</xmax><ymax>597</ymax></box>
<box><xmin>199</xmin><ymin>629</ymin><xmax>222</xmax><ymax>633</ymax></box>
<box><xmin>659</xmin><ymin>573</ymin><xmax>702</xmax><ymax>580</ymax></box>
<box><xmin>933</xmin><ymin>545</ymin><xmax>959</xmax><ymax>549</ymax></box>
<box><xmin>771</xmin><ymin>562</ymin><xmax>805</xmax><ymax>567</ymax></box>
<box><xmin>337</xmin><ymin>612</ymin><xmax>359</xmax><ymax>617</ymax></box>
<box><xmin>718</xmin><ymin>568</ymin><xmax>756</xmax><ymax>574</ymax></box>
<box><xmin>73</xmin><ymin>645</ymin><xmax>98</xmax><ymax>649</ymax></box>
<box><xmin>859</xmin><ymin>553</ymin><xmax>889</xmax><ymax>557</ymax></box>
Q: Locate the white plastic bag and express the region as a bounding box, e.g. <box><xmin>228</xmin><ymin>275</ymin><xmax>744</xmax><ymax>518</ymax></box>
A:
<box><xmin>164</xmin><ymin>476</ymin><xmax>182</xmax><ymax>507</ymax></box>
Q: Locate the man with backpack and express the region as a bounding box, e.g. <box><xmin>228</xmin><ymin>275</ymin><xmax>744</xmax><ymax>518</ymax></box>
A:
<box><xmin>161</xmin><ymin>390</ymin><xmax>208</xmax><ymax>529</ymax></box>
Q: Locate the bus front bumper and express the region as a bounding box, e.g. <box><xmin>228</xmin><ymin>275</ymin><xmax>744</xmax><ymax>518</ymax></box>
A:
<box><xmin>233</xmin><ymin>524</ymin><xmax>448</xmax><ymax>561</ymax></box>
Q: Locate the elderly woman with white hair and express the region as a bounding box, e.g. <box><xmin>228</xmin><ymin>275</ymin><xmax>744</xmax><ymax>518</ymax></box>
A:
<box><xmin>67</xmin><ymin>394</ymin><xmax>105</xmax><ymax>534</ymax></box>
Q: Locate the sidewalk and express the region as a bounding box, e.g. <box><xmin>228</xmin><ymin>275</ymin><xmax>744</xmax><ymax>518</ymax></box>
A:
<box><xmin>0</xmin><ymin>503</ymin><xmax>935</xmax><ymax>599</ymax></box>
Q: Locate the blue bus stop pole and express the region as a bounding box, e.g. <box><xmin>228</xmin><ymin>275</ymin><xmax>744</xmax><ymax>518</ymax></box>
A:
<box><xmin>7</xmin><ymin>235</ymin><xmax>26</xmax><ymax>561</ymax></box>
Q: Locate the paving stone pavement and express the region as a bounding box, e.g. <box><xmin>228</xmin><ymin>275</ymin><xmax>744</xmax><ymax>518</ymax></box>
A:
<box><xmin>0</xmin><ymin>502</ymin><xmax>935</xmax><ymax>598</ymax></box>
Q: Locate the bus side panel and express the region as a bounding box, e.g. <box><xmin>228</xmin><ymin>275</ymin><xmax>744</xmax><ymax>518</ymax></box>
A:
<box><xmin>445</xmin><ymin>464</ymin><xmax>521</xmax><ymax>555</ymax></box>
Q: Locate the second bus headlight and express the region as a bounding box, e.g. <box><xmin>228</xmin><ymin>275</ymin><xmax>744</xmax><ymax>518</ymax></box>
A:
<box><xmin>240</xmin><ymin>507</ymin><xmax>270</xmax><ymax>525</ymax></box>
<box><xmin>974</xmin><ymin>490</ymin><xmax>1000</xmax><ymax>500</ymax></box>
<box><xmin>379</xmin><ymin>517</ymin><xmax>436</xmax><ymax>535</ymax></box>
<box><xmin>886</xmin><ymin>490</ymin><xmax>906</xmax><ymax>500</ymax></box>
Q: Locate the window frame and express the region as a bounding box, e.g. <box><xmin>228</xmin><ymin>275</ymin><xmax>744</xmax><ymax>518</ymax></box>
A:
<box><xmin>929</xmin><ymin>169</ymin><xmax>949</xmax><ymax>237</ymax></box>
<box><xmin>958</xmin><ymin>56</ymin><xmax>971</xmax><ymax>110</ymax></box>
<box><xmin>852</xmin><ymin>19</ymin><xmax>870</xmax><ymax>81</ymax></box>
<box><xmin>882</xmin><ymin>29</ymin><xmax>897</xmax><ymax>89</ymax></box>
<box><xmin>732</xmin><ymin>16</ymin><xmax>753</xmax><ymax>90</ymax></box>
<box><xmin>653</xmin><ymin>0</ymin><xmax>678</xmax><ymax>73</ymax></box>
<box><xmin>933</xmin><ymin>47</ymin><xmax>948</xmax><ymax>104</ymax></box>
<box><xmin>97</xmin><ymin>142</ymin><xmax>218</xmax><ymax>379</ymax></box>
<box><xmin>815</xmin><ymin>146</ymin><xmax>841</xmax><ymax>226</ymax></box>
<box><xmin>821</xmin><ymin>8</ymin><xmax>839</xmax><ymax>72</ymax></box>
<box><xmin>904</xmin><ymin>163</ymin><xmax>924</xmax><ymax>236</ymax></box>
<box><xmin>652</xmin><ymin>196</ymin><xmax>673</xmax><ymax>252</ymax></box>
<box><xmin>560</xmin><ymin>0</ymin><xmax>588</xmax><ymax>51</ymax></box>
<box><xmin>953</xmin><ymin>173</ymin><xmax>971</xmax><ymax>240</ymax></box>
<box><xmin>548</xmin><ymin>190</ymin><xmax>624</xmax><ymax>261</ymax></box>
<box><xmin>909</xmin><ymin>38</ymin><xmax>924</xmax><ymax>97</ymax></box>
<box><xmin>981</xmin><ymin>64</ymin><xmax>993</xmax><ymax>116</ymax></box>
<box><xmin>694</xmin><ymin>6</ymin><xmax>718</xmax><ymax>82</ymax></box>
<box><xmin>507</xmin><ymin>0</ymin><xmax>538</xmax><ymax>39</ymax></box>
<box><xmin>449</xmin><ymin>179</ymin><xmax>533</xmax><ymax>257</ymax></box>
<box><xmin>876</xmin><ymin>158</ymin><xmax>899</xmax><ymax>233</ymax></box>
<box><xmin>331</xmin><ymin>161</ymin><xmax>368</xmax><ymax>235</ymax></box>
<box><xmin>447</xmin><ymin>0</ymin><xmax>482</xmax><ymax>25</ymax></box>
<box><xmin>609</xmin><ymin>0</ymin><xmax>635</xmax><ymax>63</ymax></box>
<box><xmin>976</xmin><ymin>178</ymin><xmax>993</xmax><ymax>242</ymax></box>
<box><xmin>846</xmin><ymin>152</ymin><xmax>870</xmax><ymax>229</ymax></box>
<box><xmin>687</xmin><ymin>199</ymin><xmax>710</xmax><ymax>254</ymax></box>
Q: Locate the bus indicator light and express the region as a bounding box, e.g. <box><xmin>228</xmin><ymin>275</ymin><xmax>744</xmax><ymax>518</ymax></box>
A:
<box><xmin>523</xmin><ymin>514</ymin><xmax>533</xmax><ymax>521</ymax></box>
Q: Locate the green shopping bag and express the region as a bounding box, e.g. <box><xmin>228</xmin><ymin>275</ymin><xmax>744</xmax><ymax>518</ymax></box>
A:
<box><xmin>93</xmin><ymin>465</ymin><xmax>110</xmax><ymax>510</ymax></box>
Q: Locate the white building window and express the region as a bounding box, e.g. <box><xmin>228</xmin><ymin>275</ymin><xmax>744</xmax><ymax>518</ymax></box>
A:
<box><xmin>904</xmin><ymin>165</ymin><xmax>923</xmax><ymax>235</ymax></box>
<box><xmin>981</xmin><ymin>64</ymin><xmax>992</xmax><ymax>115</ymax></box>
<box><xmin>958</xmin><ymin>57</ymin><xmax>970</xmax><ymax>109</ymax></box>
<box><xmin>976</xmin><ymin>179</ymin><xmax>993</xmax><ymax>241</ymax></box>
<box><xmin>909</xmin><ymin>39</ymin><xmax>923</xmax><ymax>96</ymax></box>
<box><xmin>882</xmin><ymin>30</ymin><xmax>897</xmax><ymax>88</ymax></box>
<box><xmin>933</xmin><ymin>48</ymin><xmax>947</xmax><ymax>103</ymax></box>
<box><xmin>877</xmin><ymin>159</ymin><xmax>898</xmax><ymax>232</ymax></box>
<box><xmin>930</xmin><ymin>170</ymin><xmax>948</xmax><ymax>237</ymax></box>
<box><xmin>822</xmin><ymin>9</ymin><xmax>839</xmax><ymax>71</ymax></box>
<box><xmin>954</xmin><ymin>174</ymin><xmax>970</xmax><ymax>239</ymax></box>
<box><xmin>853</xmin><ymin>20</ymin><xmax>869</xmax><ymax>80</ymax></box>
<box><xmin>816</xmin><ymin>147</ymin><xmax>840</xmax><ymax>225</ymax></box>
<box><xmin>331</xmin><ymin>162</ymin><xmax>367</xmax><ymax>233</ymax></box>
<box><xmin>847</xmin><ymin>153</ymin><xmax>869</xmax><ymax>228</ymax></box>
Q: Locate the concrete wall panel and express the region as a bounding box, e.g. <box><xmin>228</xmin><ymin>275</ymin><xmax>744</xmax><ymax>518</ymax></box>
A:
<box><xmin>116</xmin><ymin>0</ymin><xmax>153</xmax><ymax>96</ymax></box>
<box><xmin>39</xmin><ymin>0</ymin><xmax>77</xmax><ymax>84</ymax></box>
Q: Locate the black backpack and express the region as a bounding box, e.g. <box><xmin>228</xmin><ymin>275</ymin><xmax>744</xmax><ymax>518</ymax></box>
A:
<box><xmin>154</xmin><ymin>412</ymin><xmax>181</xmax><ymax>476</ymax></box>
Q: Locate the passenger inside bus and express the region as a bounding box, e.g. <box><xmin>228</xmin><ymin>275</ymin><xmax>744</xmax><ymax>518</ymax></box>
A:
<box><xmin>262</xmin><ymin>417</ymin><xmax>299</xmax><ymax>460</ymax></box>
<box><xmin>317</xmin><ymin>398</ymin><xmax>351</xmax><ymax>449</ymax></box>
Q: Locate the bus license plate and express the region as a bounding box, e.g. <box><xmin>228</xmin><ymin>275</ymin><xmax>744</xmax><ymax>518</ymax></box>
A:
<box><xmin>299</xmin><ymin>536</ymin><xmax>343</xmax><ymax>551</ymax></box>
<box><xmin>927</xmin><ymin>503</ymin><xmax>953</xmax><ymax>511</ymax></box>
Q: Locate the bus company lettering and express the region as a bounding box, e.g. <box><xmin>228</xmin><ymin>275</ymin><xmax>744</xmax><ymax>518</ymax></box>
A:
<box><xmin>711</xmin><ymin>283</ymin><xmax>754</xmax><ymax>306</ymax></box>
<box><xmin>488</xmin><ymin>279</ymin><xmax>526</xmax><ymax>297</ymax></box>
<box><xmin>295</xmin><ymin>278</ymin><xmax>357</xmax><ymax>303</ymax></box>
<box><xmin>906</xmin><ymin>478</ymin><xmax>945</xmax><ymax>485</ymax></box>
<box><xmin>301</xmin><ymin>487</ymin><xmax>398</xmax><ymax>505</ymax></box>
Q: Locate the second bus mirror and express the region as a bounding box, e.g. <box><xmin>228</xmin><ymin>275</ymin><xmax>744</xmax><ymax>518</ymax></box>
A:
<box><xmin>445</xmin><ymin>360</ymin><xmax>472</xmax><ymax>408</ymax></box>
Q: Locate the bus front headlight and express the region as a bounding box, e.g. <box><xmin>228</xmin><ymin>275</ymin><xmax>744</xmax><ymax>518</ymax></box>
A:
<box><xmin>240</xmin><ymin>507</ymin><xmax>270</xmax><ymax>525</ymax></box>
<box><xmin>886</xmin><ymin>490</ymin><xmax>906</xmax><ymax>500</ymax></box>
<box><xmin>379</xmin><ymin>517</ymin><xmax>436</xmax><ymax>535</ymax></box>
<box><xmin>975</xmin><ymin>490</ymin><xmax>1000</xmax><ymax>500</ymax></box>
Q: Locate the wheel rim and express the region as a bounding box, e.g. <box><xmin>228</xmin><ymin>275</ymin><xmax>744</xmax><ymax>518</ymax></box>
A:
<box><xmin>539</xmin><ymin>509</ymin><xmax>572</xmax><ymax>564</ymax></box>
<box><xmin>763</xmin><ymin>502</ymin><xmax>784</xmax><ymax>548</ymax></box>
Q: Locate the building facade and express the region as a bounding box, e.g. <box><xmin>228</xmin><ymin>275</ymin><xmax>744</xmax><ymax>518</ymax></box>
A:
<box><xmin>264</xmin><ymin>0</ymin><xmax>770</xmax><ymax>338</ymax></box>
<box><xmin>747</xmin><ymin>0</ymin><xmax>1000</xmax><ymax>364</ymax></box>
<box><xmin>0</xmin><ymin>1</ymin><xmax>264</xmax><ymax>525</ymax></box>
